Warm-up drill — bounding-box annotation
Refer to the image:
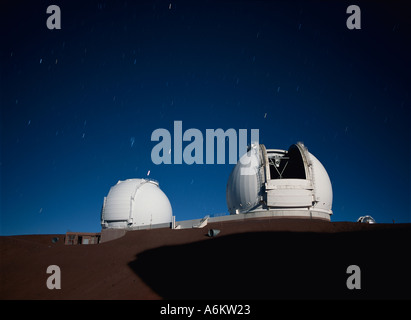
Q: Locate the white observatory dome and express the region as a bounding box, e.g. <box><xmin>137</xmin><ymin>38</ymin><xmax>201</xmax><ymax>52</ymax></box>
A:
<box><xmin>226</xmin><ymin>142</ymin><xmax>333</xmax><ymax>220</ymax></box>
<box><xmin>357</xmin><ymin>215</ymin><xmax>376</xmax><ymax>224</ymax></box>
<box><xmin>101</xmin><ymin>179</ymin><xmax>172</xmax><ymax>229</ymax></box>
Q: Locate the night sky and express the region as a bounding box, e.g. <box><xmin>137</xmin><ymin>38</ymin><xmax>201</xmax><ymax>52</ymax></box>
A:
<box><xmin>1</xmin><ymin>0</ymin><xmax>410</xmax><ymax>235</ymax></box>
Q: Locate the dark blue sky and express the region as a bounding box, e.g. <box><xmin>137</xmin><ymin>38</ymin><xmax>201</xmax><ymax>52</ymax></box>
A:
<box><xmin>1</xmin><ymin>0</ymin><xmax>410</xmax><ymax>235</ymax></box>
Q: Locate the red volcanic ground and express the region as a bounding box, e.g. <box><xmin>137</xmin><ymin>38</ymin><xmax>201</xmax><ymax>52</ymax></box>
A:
<box><xmin>1</xmin><ymin>218</ymin><xmax>410</xmax><ymax>299</ymax></box>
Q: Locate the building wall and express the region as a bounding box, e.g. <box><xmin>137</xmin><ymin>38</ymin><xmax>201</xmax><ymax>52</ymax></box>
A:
<box><xmin>65</xmin><ymin>232</ymin><xmax>101</xmax><ymax>245</ymax></box>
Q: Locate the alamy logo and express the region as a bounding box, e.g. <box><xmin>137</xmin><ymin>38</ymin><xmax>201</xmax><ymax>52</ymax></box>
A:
<box><xmin>346</xmin><ymin>265</ymin><xmax>361</xmax><ymax>290</ymax></box>
<box><xmin>46</xmin><ymin>5</ymin><xmax>61</xmax><ymax>30</ymax></box>
<box><xmin>151</xmin><ymin>121</ymin><xmax>259</xmax><ymax>174</ymax></box>
<box><xmin>46</xmin><ymin>265</ymin><xmax>61</xmax><ymax>289</ymax></box>
<box><xmin>346</xmin><ymin>5</ymin><xmax>361</xmax><ymax>30</ymax></box>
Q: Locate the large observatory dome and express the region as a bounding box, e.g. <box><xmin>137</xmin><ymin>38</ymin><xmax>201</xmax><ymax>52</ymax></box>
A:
<box><xmin>226</xmin><ymin>142</ymin><xmax>333</xmax><ymax>220</ymax></box>
<box><xmin>101</xmin><ymin>179</ymin><xmax>172</xmax><ymax>229</ymax></box>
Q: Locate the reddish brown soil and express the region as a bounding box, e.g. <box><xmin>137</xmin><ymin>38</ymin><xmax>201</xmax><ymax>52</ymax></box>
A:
<box><xmin>1</xmin><ymin>219</ymin><xmax>410</xmax><ymax>299</ymax></box>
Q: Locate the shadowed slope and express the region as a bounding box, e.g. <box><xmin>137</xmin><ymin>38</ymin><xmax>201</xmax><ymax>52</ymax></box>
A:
<box><xmin>130</xmin><ymin>226</ymin><xmax>411</xmax><ymax>299</ymax></box>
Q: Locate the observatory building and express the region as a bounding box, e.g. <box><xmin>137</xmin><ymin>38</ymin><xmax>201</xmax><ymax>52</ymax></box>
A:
<box><xmin>226</xmin><ymin>142</ymin><xmax>333</xmax><ymax>221</ymax></box>
<box><xmin>101</xmin><ymin>178</ymin><xmax>173</xmax><ymax>229</ymax></box>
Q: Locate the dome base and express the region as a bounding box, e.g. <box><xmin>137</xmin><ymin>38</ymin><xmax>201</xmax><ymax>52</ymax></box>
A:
<box><xmin>228</xmin><ymin>208</ymin><xmax>331</xmax><ymax>222</ymax></box>
<box><xmin>174</xmin><ymin>209</ymin><xmax>331</xmax><ymax>230</ymax></box>
<box><xmin>102</xmin><ymin>220</ymin><xmax>172</xmax><ymax>230</ymax></box>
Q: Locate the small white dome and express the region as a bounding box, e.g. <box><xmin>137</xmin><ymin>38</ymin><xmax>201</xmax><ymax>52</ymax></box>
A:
<box><xmin>226</xmin><ymin>143</ymin><xmax>333</xmax><ymax>220</ymax></box>
<box><xmin>357</xmin><ymin>215</ymin><xmax>376</xmax><ymax>224</ymax></box>
<box><xmin>101</xmin><ymin>179</ymin><xmax>172</xmax><ymax>229</ymax></box>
